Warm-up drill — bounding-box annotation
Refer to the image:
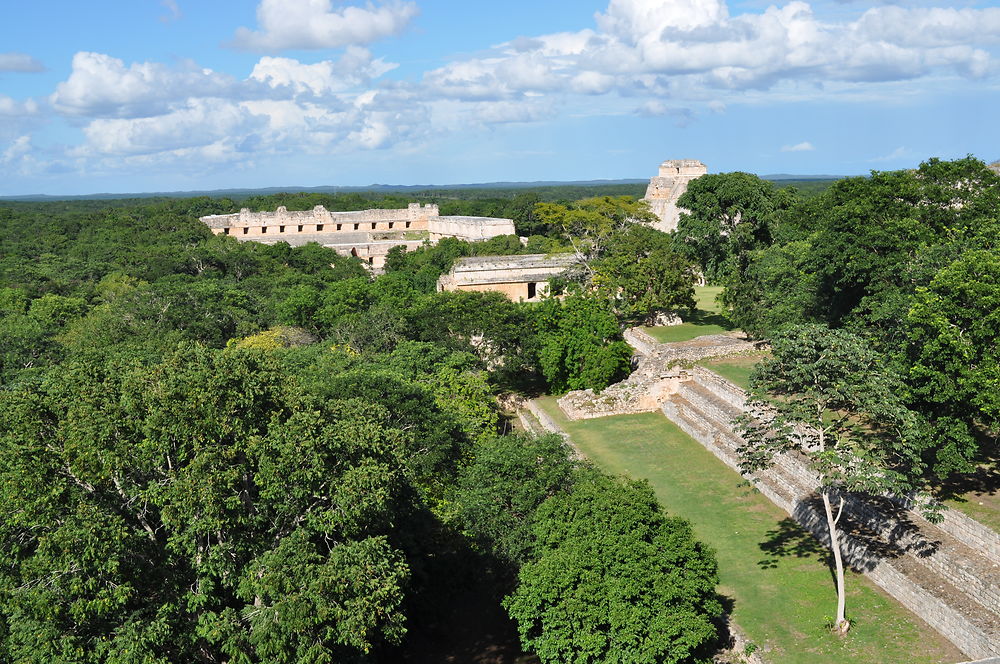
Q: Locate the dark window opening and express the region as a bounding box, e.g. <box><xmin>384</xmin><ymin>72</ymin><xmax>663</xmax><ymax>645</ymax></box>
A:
<box><xmin>405</xmin><ymin>221</ymin><xmax>411</xmax><ymax>228</ymax></box>
<box><xmin>388</xmin><ymin>222</ymin><xmax>394</xmax><ymax>229</ymax></box>
<box><xmin>371</xmin><ymin>223</ymin><xmax>377</xmax><ymax>230</ymax></box>
<box><xmin>279</xmin><ymin>225</ymin><xmax>285</xmax><ymax>233</ymax></box>
<box><xmin>354</xmin><ymin>224</ymin><xmax>359</xmax><ymax>230</ymax></box>
<box><xmin>242</xmin><ymin>227</ymin><xmax>248</xmax><ymax>235</ymax></box>
<box><xmin>297</xmin><ymin>225</ymin><xmax>303</xmax><ymax>232</ymax></box>
<box><xmin>336</xmin><ymin>224</ymin><xmax>342</xmax><ymax>231</ymax></box>
<box><xmin>527</xmin><ymin>282</ymin><xmax>537</xmax><ymax>299</ymax></box>
<box><xmin>223</xmin><ymin>228</ymin><xmax>230</xmax><ymax>235</ymax></box>
<box><xmin>368</xmin><ymin>257</ymin><xmax>374</xmax><ymax>265</ymax></box>
<box><xmin>316</xmin><ymin>224</ymin><xmax>324</xmax><ymax>231</ymax></box>
<box><xmin>261</xmin><ymin>226</ymin><xmax>267</xmax><ymax>234</ymax></box>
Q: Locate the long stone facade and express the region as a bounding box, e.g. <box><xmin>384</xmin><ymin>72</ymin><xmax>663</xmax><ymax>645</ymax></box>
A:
<box><xmin>200</xmin><ymin>204</ymin><xmax>516</xmax><ymax>270</ymax></box>
<box><xmin>642</xmin><ymin>159</ymin><xmax>707</xmax><ymax>232</ymax></box>
<box><xmin>437</xmin><ymin>253</ymin><xmax>578</xmax><ymax>302</ymax></box>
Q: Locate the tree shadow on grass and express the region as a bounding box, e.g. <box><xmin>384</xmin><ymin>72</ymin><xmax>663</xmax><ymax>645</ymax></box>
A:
<box><xmin>930</xmin><ymin>438</ymin><xmax>1000</xmax><ymax>504</ymax></box>
<box><xmin>685</xmin><ymin>308</ymin><xmax>736</xmax><ymax>330</ymax></box>
<box><xmin>757</xmin><ymin>517</ymin><xmax>833</xmax><ymax>573</ymax></box>
<box><xmin>757</xmin><ymin>494</ymin><xmax>941</xmax><ymax>584</ymax></box>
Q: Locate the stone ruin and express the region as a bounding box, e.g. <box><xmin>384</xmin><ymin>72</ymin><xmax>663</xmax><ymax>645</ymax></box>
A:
<box><xmin>437</xmin><ymin>253</ymin><xmax>579</xmax><ymax>302</ymax></box>
<box><xmin>200</xmin><ymin>203</ymin><xmax>516</xmax><ymax>271</ymax></box>
<box><xmin>642</xmin><ymin>159</ymin><xmax>708</xmax><ymax>233</ymax></box>
<box><xmin>557</xmin><ymin>331</ymin><xmax>758</xmax><ymax>420</ymax></box>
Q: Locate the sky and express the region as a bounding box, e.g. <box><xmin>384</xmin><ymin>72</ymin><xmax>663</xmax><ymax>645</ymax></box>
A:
<box><xmin>1</xmin><ymin>0</ymin><xmax>998</xmax><ymax>196</ymax></box>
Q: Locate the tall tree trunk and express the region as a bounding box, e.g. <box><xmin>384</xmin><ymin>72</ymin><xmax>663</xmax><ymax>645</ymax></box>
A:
<box><xmin>821</xmin><ymin>488</ymin><xmax>849</xmax><ymax>634</ymax></box>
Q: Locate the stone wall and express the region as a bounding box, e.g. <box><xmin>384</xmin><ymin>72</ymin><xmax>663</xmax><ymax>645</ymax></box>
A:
<box><xmin>622</xmin><ymin>327</ymin><xmax>659</xmax><ymax>355</ymax></box>
<box><xmin>201</xmin><ymin>203</ymin><xmax>437</xmax><ymax>234</ymax></box>
<box><xmin>201</xmin><ymin>203</ymin><xmax>517</xmax><ymax>272</ymax></box>
<box><xmin>428</xmin><ymin>215</ymin><xmax>516</xmax><ymax>241</ymax></box>
<box><xmin>523</xmin><ymin>400</ymin><xmax>583</xmax><ymax>460</ymax></box>
<box><xmin>437</xmin><ymin>253</ymin><xmax>577</xmax><ymax>302</ymax></box>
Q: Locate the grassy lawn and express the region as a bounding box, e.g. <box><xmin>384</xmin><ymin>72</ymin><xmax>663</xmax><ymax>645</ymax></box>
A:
<box><xmin>697</xmin><ymin>353</ymin><xmax>769</xmax><ymax>390</ymax></box>
<box><xmin>534</xmin><ymin>397</ymin><xmax>963</xmax><ymax>664</ymax></box>
<box><xmin>939</xmin><ymin>460</ymin><xmax>1000</xmax><ymax>533</ymax></box>
<box><xmin>695</xmin><ymin>285</ymin><xmax>726</xmax><ymax>313</ymax></box>
<box><xmin>642</xmin><ymin>285</ymin><xmax>737</xmax><ymax>343</ymax></box>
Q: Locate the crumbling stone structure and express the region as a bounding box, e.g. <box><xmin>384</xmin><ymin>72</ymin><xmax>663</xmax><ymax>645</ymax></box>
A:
<box><xmin>642</xmin><ymin>159</ymin><xmax>708</xmax><ymax>232</ymax></box>
<box><xmin>437</xmin><ymin>253</ymin><xmax>578</xmax><ymax>302</ymax></box>
<box><xmin>200</xmin><ymin>204</ymin><xmax>516</xmax><ymax>270</ymax></box>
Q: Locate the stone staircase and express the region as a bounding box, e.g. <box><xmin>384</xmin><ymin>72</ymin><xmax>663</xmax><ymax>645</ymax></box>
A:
<box><xmin>662</xmin><ymin>368</ymin><xmax>1000</xmax><ymax>660</ymax></box>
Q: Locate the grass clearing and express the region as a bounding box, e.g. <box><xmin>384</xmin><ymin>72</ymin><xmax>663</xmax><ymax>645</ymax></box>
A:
<box><xmin>534</xmin><ymin>397</ymin><xmax>963</xmax><ymax>664</ymax></box>
<box><xmin>697</xmin><ymin>353</ymin><xmax>769</xmax><ymax>390</ymax></box>
<box><xmin>695</xmin><ymin>285</ymin><xmax>726</xmax><ymax>313</ymax></box>
<box><xmin>642</xmin><ymin>285</ymin><xmax>737</xmax><ymax>343</ymax></box>
<box><xmin>939</xmin><ymin>459</ymin><xmax>1000</xmax><ymax>533</ymax></box>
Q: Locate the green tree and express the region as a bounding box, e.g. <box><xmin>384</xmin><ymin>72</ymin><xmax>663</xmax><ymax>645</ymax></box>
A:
<box><xmin>454</xmin><ymin>434</ymin><xmax>576</xmax><ymax>567</ymax></box>
<box><xmin>594</xmin><ymin>224</ymin><xmax>696</xmax><ymax>324</ymax></box>
<box><xmin>534</xmin><ymin>196</ymin><xmax>656</xmax><ymax>277</ymax></box>
<box><xmin>534</xmin><ymin>296</ymin><xmax>632</xmax><ymax>393</ymax></box>
<box><xmin>0</xmin><ymin>346</ymin><xmax>417</xmax><ymax>662</ymax></box>
<box><xmin>675</xmin><ymin>172</ymin><xmax>790</xmax><ymax>283</ymax></box>
<box><xmin>719</xmin><ymin>239</ymin><xmax>817</xmax><ymax>338</ymax></box>
<box><xmin>902</xmin><ymin>249</ymin><xmax>1000</xmax><ymax>476</ymax></box>
<box><xmin>735</xmin><ymin>324</ymin><xmax>925</xmax><ymax>634</ymax></box>
<box><xmin>505</xmin><ymin>472</ymin><xmax>721</xmax><ymax>664</ymax></box>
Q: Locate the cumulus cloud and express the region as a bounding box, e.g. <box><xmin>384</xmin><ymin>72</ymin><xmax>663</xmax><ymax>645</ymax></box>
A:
<box><xmin>2</xmin><ymin>135</ymin><xmax>32</xmax><ymax>163</ymax></box>
<box><xmin>0</xmin><ymin>95</ymin><xmax>39</xmax><ymax>117</ymax></box>
<box><xmin>782</xmin><ymin>141</ymin><xmax>815</xmax><ymax>152</ymax></box>
<box><xmin>250</xmin><ymin>47</ymin><xmax>398</xmax><ymax>95</ymax></box>
<box><xmin>51</xmin><ymin>52</ymin><xmax>245</xmax><ymax>118</ymax></box>
<box><xmin>425</xmin><ymin>0</ymin><xmax>1000</xmax><ymax>103</ymax></box>
<box><xmin>230</xmin><ymin>0</ymin><xmax>418</xmax><ymax>52</ymax></box>
<box><xmin>0</xmin><ymin>52</ymin><xmax>44</xmax><ymax>72</ymax></box>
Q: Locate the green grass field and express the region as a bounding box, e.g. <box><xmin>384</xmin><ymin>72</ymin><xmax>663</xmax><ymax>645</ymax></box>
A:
<box><xmin>641</xmin><ymin>285</ymin><xmax>737</xmax><ymax>343</ymax></box>
<box><xmin>697</xmin><ymin>353</ymin><xmax>769</xmax><ymax>390</ymax></box>
<box><xmin>534</xmin><ymin>398</ymin><xmax>963</xmax><ymax>664</ymax></box>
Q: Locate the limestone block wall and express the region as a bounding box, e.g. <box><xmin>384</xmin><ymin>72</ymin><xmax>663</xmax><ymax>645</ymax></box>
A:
<box><xmin>428</xmin><ymin>215</ymin><xmax>515</xmax><ymax>241</ymax></box>
<box><xmin>622</xmin><ymin>327</ymin><xmax>659</xmax><ymax>355</ymax></box>
<box><xmin>450</xmin><ymin>281</ymin><xmax>537</xmax><ymax>302</ymax></box>
<box><xmin>203</xmin><ymin>203</ymin><xmax>436</xmax><ymax>238</ymax></box>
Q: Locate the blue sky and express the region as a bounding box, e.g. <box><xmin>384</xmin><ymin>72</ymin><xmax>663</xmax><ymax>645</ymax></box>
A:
<box><xmin>1</xmin><ymin>0</ymin><xmax>998</xmax><ymax>195</ymax></box>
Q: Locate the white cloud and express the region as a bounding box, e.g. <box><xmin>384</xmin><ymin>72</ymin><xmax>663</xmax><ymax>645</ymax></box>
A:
<box><xmin>250</xmin><ymin>47</ymin><xmax>398</xmax><ymax>95</ymax></box>
<box><xmin>51</xmin><ymin>52</ymin><xmax>243</xmax><ymax>118</ymax></box>
<box><xmin>782</xmin><ymin>141</ymin><xmax>815</xmax><ymax>152</ymax></box>
<box><xmin>230</xmin><ymin>0</ymin><xmax>418</xmax><ymax>52</ymax></box>
<box><xmin>75</xmin><ymin>99</ymin><xmax>266</xmax><ymax>156</ymax></box>
<box><xmin>870</xmin><ymin>146</ymin><xmax>910</xmax><ymax>162</ymax></box>
<box><xmin>424</xmin><ymin>0</ymin><xmax>1000</xmax><ymax>104</ymax></box>
<box><xmin>0</xmin><ymin>96</ymin><xmax>39</xmax><ymax>117</ymax></box>
<box><xmin>636</xmin><ymin>100</ymin><xmax>694</xmax><ymax>126</ymax></box>
<box><xmin>2</xmin><ymin>135</ymin><xmax>32</xmax><ymax>163</ymax></box>
<box><xmin>0</xmin><ymin>52</ymin><xmax>44</xmax><ymax>72</ymax></box>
